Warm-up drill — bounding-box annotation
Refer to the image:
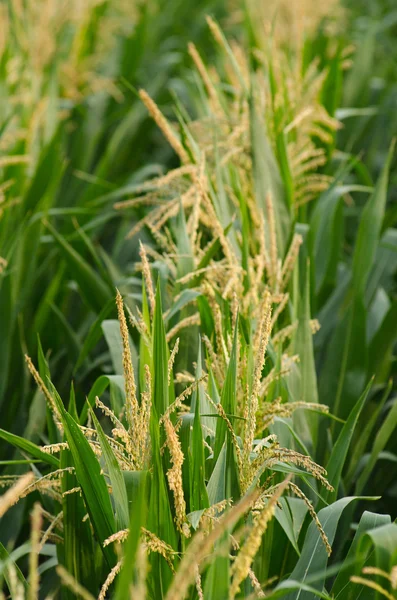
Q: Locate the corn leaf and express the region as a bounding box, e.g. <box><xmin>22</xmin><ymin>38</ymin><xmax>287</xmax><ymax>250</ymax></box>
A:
<box><xmin>0</xmin><ymin>429</ymin><xmax>59</xmax><ymax>468</ymax></box>
<box><xmin>283</xmin><ymin>497</ymin><xmax>375</xmax><ymax>600</ymax></box>
<box><xmin>91</xmin><ymin>408</ymin><xmax>130</xmax><ymax>530</ymax></box>
<box><xmin>323</xmin><ymin>379</ymin><xmax>372</xmax><ymax>505</ymax></box>
<box><xmin>51</xmin><ymin>386</ymin><xmax>117</xmax><ymax>568</ymax></box>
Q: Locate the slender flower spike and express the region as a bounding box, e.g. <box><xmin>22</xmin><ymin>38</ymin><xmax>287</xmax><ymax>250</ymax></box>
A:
<box><xmin>139</xmin><ymin>89</ymin><xmax>189</xmax><ymax>164</ymax></box>
<box><xmin>230</xmin><ymin>478</ymin><xmax>290</xmax><ymax>598</ymax></box>
<box><xmin>115</xmin><ymin>289</ymin><xmax>138</xmax><ymax>435</ymax></box>
<box><xmin>139</xmin><ymin>241</ymin><xmax>156</xmax><ymax>320</ymax></box>
<box><xmin>0</xmin><ymin>472</ymin><xmax>35</xmax><ymax>518</ymax></box>
<box><xmin>163</xmin><ymin>415</ymin><xmax>190</xmax><ymax>537</ymax></box>
<box><xmin>25</xmin><ymin>355</ymin><xmax>62</xmax><ymax>428</ymax></box>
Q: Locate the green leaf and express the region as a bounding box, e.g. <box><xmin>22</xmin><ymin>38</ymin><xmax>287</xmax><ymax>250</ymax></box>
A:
<box><xmin>351</xmin><ymin>141</ymin><xmax>395</xmax><ymax>297</ymax></box>
<box><xmin>275</xmin><ymin>497</ymin><xmax>305</xmax><ymax>556</ymax></box>
<box><xmin>60</xmin><ymin>447</ymin><xmax>98</xmax><ymax>596</ymax></box>
<box><xmin>203</xmin><ymin>533</ymin><xmax>230</xmax><ymax>600</ymax></box>
<box><xmin>23</xmin><ymin>131</ymin><xmax>62</xmax><ymax>212</ymax></box>
<box><xmin>332</xmin><ymin>511</ymin><xmax>391</xmax><ymax>599</ymax></box>
<box><xmin>319</xmin><ymin>294</ymin><xmax>367</xmax><ymax>424</ymax></box>
<box><xmin>179</xmin><ymin>413</ymin><xmax>194</xmax><ymax>513</ymax></box>
<box><xmin>102</xmin><ymin>319</ymin><xmax>125</xmax><ymax>375</ymax></box>
<box><xmin>190</xmin><ymin>365</ymin><xmax>210</xmax><ymax>513</ymax></box>
<box><xmin>165</xmin><ymin>290</ymin><xmax>201</xmax><ymax>323</ymax></box>
<box><xmin>366</xmin><ymin>228</ymin><xmax>397</xmax><ymax>306</ymax></box>
<box><xmin>147</xmin><ymin>405</ymin><xmax>177</xmax><ymax>598</ymax></box>
<box><xmin>175</xmin><ymin>202</ymin><xmax>194</xmax><ymax>279</ymax></box>
<box><xmin>37</xmin><ymin>336</ymin><xmax>59</xmax><ymax>444</ymax></box>
<box><xmin>368</xmin><ymin>301</ymin><xmax>397</xmax><ymax>381</ymax></box>
<box><xmin>186</xmin><ymin>222</ymin><xmax>233</xmax><ymax>289</ymax></box>
<box><xmin>310</xmin><ymin>185</ymin><xmax>344</xmax><ymax>299</ymax></box>
<box><xmin>214</xmin><ymin>325</ymin><xmax>238</xmax><ymax>462</ymax></box>
<box><xmin>323</xmin><ymin>379</ymin><xmax>372</xmax><ymax>504</ymax></box>
<box><xmin>0</xmin><ymin>271</ymin><xmax>12</xmax><ymax>409</ymax></box>
<box><xmin>249</xmin><ymin>91</ymin><xmax>291</xmax><ymax>254</ymax></box>
<box><xmin>49</xmin><ymin>302</ymin><xmax>80</xmax><ymax>362</ymax></box>
<box><xmin>0</xmin><ymin>429</ymin><xmax>59</xmax><ymax>468</ymax></box>
<box><xmin>152</xmin><ymin>281</ymin><xmax>169</xmax><ymax>418</ymax></box>
<box><xmin>344</xmin><ymin>382</ymin><xmax>391</xmax><ymax>489</ymax></box>
<box><xmin>82</xmin><ymin>374</ymin><xmax>125</xmax><ymax>424</ymax></box>
<box><xmin>284</xmin><ymin>497</ymin><xmax>372</xmax><ymax>599</ymax></box>
<box><xmin>292</xmin><ymin>261</ymin><xmax>319</xmax><ymax>453</ymax></box>
<box><xmin>51</xmin><ymin>386</ymin><xmax>117</xmax><ymax>568</ymax></box>
<box><xmin>74</xmin><ymin>298</ymin><xmax>115</xmax><ymax>372</ymax></box>
<box><xmin>68</xmin><ymin>382</ymin><xmax>79</xmax><ymax>422</ymax></box>
<box><xmin>45</xmin><ymin>220</ymin><xmax>112</xmax><ymax>313</ymax></box>
<box><xmin>356</xmin><ymin>398</ymin><xmax>397</xmax><ymax>495</ymax></box>
<box><xmin>115</xmin><ymin>473</ymin><xmax>148</xmax><ymax>600</ymax></box>
<box><xmin>0</xmin><ymin>541</ymin><xmax>28</xmax><ymax>594</ymax></box>
<box><xmin>319</xmin><ymin>143</ymin><xmax>394</xmax><ymax>427</ymax></box>
<box><xmin>354</xmin><ymin>524</ymin><xmax>397</xmax><ymax>597</ymax></box>
<box><xmin>139</xmin><ymin>283</ymin><xmax>152</xmax><ymax>393</ymax></box>
<box><xmin>213</xmin><ymin>323</ymin><xmax>241</xmax><ymax>502</ymax></box>
<box><xmin>191</xmin><ymin>339</ymin><xmax>217</xmax><ymax>433</ymax></box>
<box><xmin>91</xmin><ymin>408</ymin><xmax>129</xmax><ymax>530</ymax></box>
<box><xmin>207</xmin><ymin>442</ymin><xmax>227</xmax><ymax>505</ymax></box>
<box><xmin>269</xmin><ymin>581</ymin><xmax>333</xmax><ymax>599</ymax></box>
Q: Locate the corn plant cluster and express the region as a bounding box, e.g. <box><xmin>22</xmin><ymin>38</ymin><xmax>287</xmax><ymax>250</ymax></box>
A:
<box><xmin>1</xmin><ymin>0</ymin><xmax>397</xmax><ymax>599</ymax></box>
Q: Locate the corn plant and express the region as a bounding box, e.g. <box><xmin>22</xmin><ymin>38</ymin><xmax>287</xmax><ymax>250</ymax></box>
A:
<box><xmin>1</xmin><ymin>1</ymin><xmax>397</xmax><ymax>599</ymax></box>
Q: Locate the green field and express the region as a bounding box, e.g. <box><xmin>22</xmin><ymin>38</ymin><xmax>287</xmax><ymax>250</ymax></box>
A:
<box><xmin>1</xmin><ymin>0</ymin><xmax>397</xmax><ymax>598</ymax></box>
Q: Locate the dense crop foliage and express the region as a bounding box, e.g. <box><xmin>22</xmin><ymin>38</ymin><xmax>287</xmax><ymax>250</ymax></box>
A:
<box><xmin>1</xmin><ymin>0</ymin><xmax>397</xmax><ymax>598</ymax></box>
